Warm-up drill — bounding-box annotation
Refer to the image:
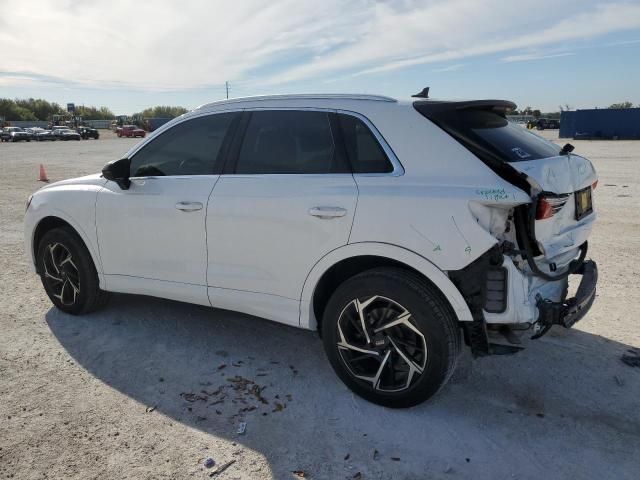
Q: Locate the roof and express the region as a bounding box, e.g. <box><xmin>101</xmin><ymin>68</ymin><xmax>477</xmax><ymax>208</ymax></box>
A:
<box><xmin>195</xmin><ymin>93</ymin><xmax>397</xmax><ymax>111</ymax></box>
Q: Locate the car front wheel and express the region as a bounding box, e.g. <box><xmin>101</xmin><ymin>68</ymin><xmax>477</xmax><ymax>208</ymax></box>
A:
<box><xmin>37</xmin><ymin>227</ymin><xmax>110</xmax><ymax>315</ymax></box>
<box><xmin>322</xmin><ymin>267</ymin><xmax>460</xmax><ymax>408</ymax></box>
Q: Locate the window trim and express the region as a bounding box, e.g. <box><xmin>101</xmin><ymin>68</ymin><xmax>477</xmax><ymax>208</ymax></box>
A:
<box><xmin>125</xmin><ymin>109</ymin><xmax>243</xmax><ymax>179</ymax></box>
<box><xmin>123</xmin><ymin>106</ymin><xmax>404</xmax><ymax>179</ymax></box>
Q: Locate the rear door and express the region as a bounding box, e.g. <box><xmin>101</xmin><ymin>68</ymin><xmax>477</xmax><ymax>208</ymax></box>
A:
<box><xmin>206</xmin><ymin>109</ymin><xmax>358</xmax><ymax>324</ymax></box>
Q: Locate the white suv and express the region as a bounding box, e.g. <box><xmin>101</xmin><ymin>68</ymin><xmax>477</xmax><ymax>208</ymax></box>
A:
<box><xmin>24</xmin><ymin>93</ymin><xmax>598</xmax><ymax>407</ymax></box>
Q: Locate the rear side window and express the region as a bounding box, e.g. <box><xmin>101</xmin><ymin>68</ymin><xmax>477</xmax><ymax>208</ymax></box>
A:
<box><xmin>338</xmin><ymin>114</ymin><xmax>393</xmax><ymax>173</ymax></box>
<box><xmin>235</xmin><ymin>110</ymin><xmax>348</xmax><ymax>174</ymax></box>
<box><xmin>419</xmin><ymin>107</ymin><xmax>560</xmax><ymax>162</ymax></box>
<box><xmin>130</xmin><ymin>112</ymin><xmax>237</xmax><ymax>177</ymax></box>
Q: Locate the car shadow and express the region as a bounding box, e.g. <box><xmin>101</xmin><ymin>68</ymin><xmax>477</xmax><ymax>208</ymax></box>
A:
<box><xmin>46</xmin><ymin>294</ymin><xmax>640</xmax><ymax>479</ymax></box>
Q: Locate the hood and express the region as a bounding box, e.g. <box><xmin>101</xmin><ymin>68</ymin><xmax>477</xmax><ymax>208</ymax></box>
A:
<box><xmin>39</xmin><ymin>173</ymin><xmax>108</xmax><ymax>191</ymax></box>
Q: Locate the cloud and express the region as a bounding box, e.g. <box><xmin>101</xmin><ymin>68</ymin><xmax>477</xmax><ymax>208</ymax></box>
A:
<box><xmin>501</xmin><ymin>52</ymin><xmax>575</xmax><ymax>62</ymax></box>
<box><xmin>1</xmin><ymin>1</ymin><xmax>639</xmax><ymax>91</ymax></box>
<box><xmin>269</xmin><ymin>1</ymin><xmax>640</xmax><ymax>82</ymax></box>
<box><xmin>433</xmin><ymin>64</ymin><xmax>465</xmax><ymax>72</ymax></box>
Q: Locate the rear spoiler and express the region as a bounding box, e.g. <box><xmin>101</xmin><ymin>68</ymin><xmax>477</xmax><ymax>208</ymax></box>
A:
<box><xmin>413</xmin><ymin>99</ymin><xmax>517</xmax><ymax>116</ymax></box>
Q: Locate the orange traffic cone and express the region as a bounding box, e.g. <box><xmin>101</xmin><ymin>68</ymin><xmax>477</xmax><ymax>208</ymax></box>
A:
<box><xmin>38</xmin><ymin>164</ymin><xmax>49</xmax><ymax>182</ymax></box>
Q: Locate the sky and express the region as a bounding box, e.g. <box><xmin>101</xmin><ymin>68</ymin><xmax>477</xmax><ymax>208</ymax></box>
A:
<box><xmin>1</xmin><ymin>0</ymin><xmax>639</xmax><ymax>115</ymax></box>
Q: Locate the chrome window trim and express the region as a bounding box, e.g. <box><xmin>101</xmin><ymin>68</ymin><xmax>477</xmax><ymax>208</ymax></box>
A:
<box><xmin>125</xmin><ymin>106</ymin><xmax>404</xmax><ymax>178</ymax></box>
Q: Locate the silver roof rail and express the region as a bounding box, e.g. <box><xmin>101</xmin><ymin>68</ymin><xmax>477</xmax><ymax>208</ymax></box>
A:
<box><xmin>196</xmin><ymin>93</ymin><xmax>397</xmax><ymax>110</ymax></box>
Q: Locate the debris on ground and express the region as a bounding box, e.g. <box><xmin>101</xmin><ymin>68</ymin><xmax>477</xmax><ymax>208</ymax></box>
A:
<box><xmin>237</xmin><ymin>421</ymin><xmax>247</xmax><ymax>435</ymax></box>
<box><xmin>272</xmin><ymin>402</ymin><xmax>284</xmax><ymax>413</ymax></box>
<box><xmin>352</xmin><ymin>473</ymin><xmax>363</xmax><ymax>479</ymax></box>
<box><xmin>391</xmin><ymin>457</ymin><xmax>401</xmax><ymax>461</ymax></box>
<box><xmin>218</xmin><ymin>364</ymin><xmax>226</xmax><ymax>370</ymax></box>
<box><xmin>145</xmin><ymin>405</ymin><xmax>157</xmax><ymax>413</ymax></box>
<box><xmin>373</xmin><ymin>449</ymin><xmax>380</xmax><ymax>461</ymax></box>
<box><xmin>204</xmin><ymin>457</ymin><xmax>215</xmax><ymax>468</ymax></box>
<box><xmin>209</xmin><ymin>460</ymin><xmax>236</xmax><ymax>477</ymax></box>
<box><xmin>249</xmin><ymin>384</ymin><xmax>269</xmax><ymax>404</ymax></box>
<box><xmin>614</xmin><ymin>375</ymin><xmax>624</xmax><ymax>386</ymax></box>
<box><xmin>621</xmin><ymin>350</ymin><xmax>640</xmax><ymax>367</ymax></box>
<box><xmin>344</xmin><ymin>453</ymin><xmax>350</xmax><ymax>461</ymax></box>
<box><xmin>292</xmin><ymin>470</ymin><xmax>307</xmax><ymax>478</ymax></box>
<box><xmin>181</xmin><ymin>392</ymin><xmax>207</xmax><ymax>403</ymax></box>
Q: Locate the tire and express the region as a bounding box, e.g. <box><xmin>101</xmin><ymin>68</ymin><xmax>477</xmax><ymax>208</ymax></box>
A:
<box><xmin>321</xmin><ymin>267</ymin><xmax>460</xmax><ymax>408</ymax></box>
<box><xmin>36</xmin><ymin>227</ymin><xmax>110</xmax><ymax>315</ymax></box>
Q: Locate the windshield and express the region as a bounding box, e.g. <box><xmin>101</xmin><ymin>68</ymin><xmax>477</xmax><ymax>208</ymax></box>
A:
<box><xmin>416</xmin><ymin>106</ymin><xmax>560</xmax><ymax>162</ymax></box>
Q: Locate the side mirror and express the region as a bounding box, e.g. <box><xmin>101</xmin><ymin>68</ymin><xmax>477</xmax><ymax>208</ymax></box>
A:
<box><xmin>102</xmin><ymin>157</ymin><xmax>131</xmax><ymax>190</ymax></box>
<box><xmin>560</xmin><ymin>143</ymin><xmax>575</xmax><ymax>155</ymax></box>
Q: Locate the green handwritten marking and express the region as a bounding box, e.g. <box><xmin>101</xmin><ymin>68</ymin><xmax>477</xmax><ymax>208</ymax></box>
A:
<box><xmin>475</xmin><ymin>188</ymin><xmax>510</xmax><ymax>202</ymax></box>
<box><xmin>433</xmin><ymin>245</ymin><xmax>441</xmax><ymax>252</ymax></box>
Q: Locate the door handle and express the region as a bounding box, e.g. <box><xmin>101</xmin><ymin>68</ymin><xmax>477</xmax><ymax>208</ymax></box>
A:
<box><xmin>175</xmin><ymin>201</ymin><xmax>203</xmax><ymax>212</ymax></box>
<box><xmin>308</xmin><ymin>206</ymin><xmax>347</xmax><ymax>219</ymax></box>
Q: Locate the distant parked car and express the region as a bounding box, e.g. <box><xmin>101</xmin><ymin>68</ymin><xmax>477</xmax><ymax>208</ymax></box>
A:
<box><xmin>117</xmin><ymin>125</ymin><xmax>146</xmax><ymax>138</ymax></box>
<box><xmin>1</xmin><ymin>127</ymin><xmax>31</xmax><ymax>142</ymax></box>
<box><xmin>77</xmin><ymin>126</ymin><xmax>100</xmax><ymax>140</ymax></box>
<box><xmin>536</xmin><ymin>118</ymin><xmax>560</xmax><ymax>130</ymax></box>
<box><xmin>52</xmin><ymin>129</ymin><xmax>81</xmax><ymax>141</ymax></box>
<box><xmin>35</xmin><ymin>130</ymin><xmax>57</xmax><ymax>141</ymax></box>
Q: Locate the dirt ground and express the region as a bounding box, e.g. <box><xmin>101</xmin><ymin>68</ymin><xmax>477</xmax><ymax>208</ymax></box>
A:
<box><xmin>0</xmin><ymin>130</ymin><xmax>639</xmax><ymax>480</ymax></box>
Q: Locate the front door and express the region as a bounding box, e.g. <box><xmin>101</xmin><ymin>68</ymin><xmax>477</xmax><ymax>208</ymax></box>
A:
<box><xmin>96</xmin><ymin>112</ymin><xmax>239</xmax><ymax>305</ymax></box>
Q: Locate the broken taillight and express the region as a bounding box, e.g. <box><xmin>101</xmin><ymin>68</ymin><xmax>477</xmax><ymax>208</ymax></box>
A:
<box><xmin>536</xmin><ymin>195</ymin><xmax>569</xmax><ymax>220</ymax></box>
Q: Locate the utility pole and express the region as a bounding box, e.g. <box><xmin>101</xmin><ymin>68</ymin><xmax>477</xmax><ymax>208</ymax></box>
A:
<box><xmin>225</xmin><ymin>81</ymin><xmax>229</xmax><ymax>99</ymax></box>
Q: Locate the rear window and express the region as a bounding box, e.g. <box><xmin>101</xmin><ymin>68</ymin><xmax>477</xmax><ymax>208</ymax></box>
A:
<box><xmin>417</xmin><ymin>107</ymin><xmax>560</xmax><ymax>162</ymax></box>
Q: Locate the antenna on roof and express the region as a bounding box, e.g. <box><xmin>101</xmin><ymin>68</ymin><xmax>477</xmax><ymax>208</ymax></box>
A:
<box><xmin>412</xmin><ymin>87</ymin><xmax>430</xmax><ymax>98</ymax></box>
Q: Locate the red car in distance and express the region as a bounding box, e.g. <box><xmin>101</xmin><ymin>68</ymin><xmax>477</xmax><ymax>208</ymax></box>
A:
<box><xmin>117</xmin><ymin>125</ymin><xmax>146</xmax><ymax>138</ymax></box>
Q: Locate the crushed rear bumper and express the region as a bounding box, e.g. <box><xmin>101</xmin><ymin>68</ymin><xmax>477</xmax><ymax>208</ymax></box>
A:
<box><xmin>533</xmin><ymin>260</ymin><xmax>597</xmax><ymax>338</ymax></box>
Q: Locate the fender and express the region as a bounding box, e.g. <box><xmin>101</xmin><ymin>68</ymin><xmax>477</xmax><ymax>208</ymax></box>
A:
<box><xmin>25</xmin><ymin>197</ymin><xmax>105</xmax><ymax>290</ymax></box>
<box><xmin>299</xmin><ymin>241</ymin><xmax>473</xmax><ymax>330</ymax></box>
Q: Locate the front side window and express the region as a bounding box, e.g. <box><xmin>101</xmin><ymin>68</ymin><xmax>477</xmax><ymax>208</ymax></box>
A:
<box><xmin>338</xmin><ymin>114</ymin><xmax>393</xmax><ymax>173</ymax></box>
<box><xmin>235</xmin><ymin>110</ymin><xmax>347</xmax><ymax>174</ymax></box>
<box><xmin>130</xmin><ymin>113</ymin><xmax>237</xmax><ymax>177</ymax></box>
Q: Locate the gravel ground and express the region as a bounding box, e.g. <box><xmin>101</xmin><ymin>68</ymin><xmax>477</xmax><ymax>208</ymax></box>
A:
<box><xmin>0</xmin><ymin>130</ymin><xmax>639</xmax><ymax>479</ymax></box>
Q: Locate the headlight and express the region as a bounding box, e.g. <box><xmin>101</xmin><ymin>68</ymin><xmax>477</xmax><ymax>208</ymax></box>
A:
<box><xmin>25</xmin><ymin>194</ymin><xmax>33</xmax><ymax>212</ymax></box>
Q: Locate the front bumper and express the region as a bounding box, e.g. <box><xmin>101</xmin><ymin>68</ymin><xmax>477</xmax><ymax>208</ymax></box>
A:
<box><xmin>534</xmin><ymin>260</ymin><xmax>597</xmax><ymax>337</ymax></box>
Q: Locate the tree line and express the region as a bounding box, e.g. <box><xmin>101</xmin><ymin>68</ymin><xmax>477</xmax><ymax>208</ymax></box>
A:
<box><xmin>512</xmin><ymin>101</ymin><xmax>637</xmax><ymax>118</ymax></box>
<box><xmin>0</xmin><ymin>98</ymin><xmax>188</xmax><ymax>121</ymax></box>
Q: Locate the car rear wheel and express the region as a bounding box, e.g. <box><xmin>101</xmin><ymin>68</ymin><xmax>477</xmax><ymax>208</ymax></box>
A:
<box><xmin>37</xmin><ymin>227</ymin><xmax>110</xmax><ymax>315</ymax></box>
<box><xmin>322</xmin><ymin>267</ymin><xmax>460</xmax><ymax>408</ymax></box>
